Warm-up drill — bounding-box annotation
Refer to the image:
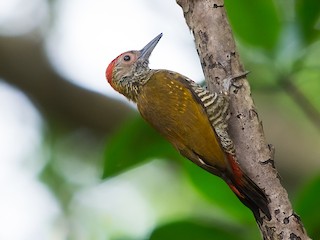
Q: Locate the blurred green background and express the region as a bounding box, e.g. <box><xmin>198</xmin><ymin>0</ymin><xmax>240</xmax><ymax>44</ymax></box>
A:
<box><xmin>0</xmin><ymin>0</ymin><xmax>320</xmax><ymax>239</ymax></box>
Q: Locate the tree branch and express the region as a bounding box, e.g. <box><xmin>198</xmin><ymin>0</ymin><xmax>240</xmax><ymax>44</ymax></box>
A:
<box><xmin>0</xmin><ymin>35</ymin><xmax>133</xmax><ymax>135</ymax></box>
<box><xmin>176</xmin><ymin>0</ymin><xmax>310</xmax><ymax>239</ymax></box>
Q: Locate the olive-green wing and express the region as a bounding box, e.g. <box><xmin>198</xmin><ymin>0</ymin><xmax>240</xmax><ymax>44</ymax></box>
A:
<box><xmin>137</xmin><ymin>70</ymin><xmax>228</xmax><ymax>170</ymax></box>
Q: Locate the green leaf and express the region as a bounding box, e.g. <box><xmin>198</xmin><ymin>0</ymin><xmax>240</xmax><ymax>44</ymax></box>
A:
<box><xmin>295</xmin><ymin>0</ymin><xmax>320</xmax><ymax>44</ymax></box>
<box><xmin>183</xmin><ymin>160</ymin><xmax>255</xmax><ymax>223</ymax></box>
<box><xmin>149</xmin><ymin>219</ymin><xmax>245</xmax><ymax>240</ymax></box>
<box><xmin>294</xmin><ymin>174</ymin><xmax>320</xmax><ymax>239</ymax></box>
<box><xmin>103</xmin><ymin>116</ymin><xmax>182</xmax><ymax>178</ymax></box>
<box><xmin>294</xmin><ymin>71</ymin><xmax>320</xmax><ymax>113</ymax></box>
<box><xmin>225</xmin><ymin>0</ymin><xmax>281</xmax><ymax>50</ymax></box>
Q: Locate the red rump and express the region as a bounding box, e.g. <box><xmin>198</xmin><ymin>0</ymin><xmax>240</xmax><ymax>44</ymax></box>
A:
<box><xmin>226</xmin><ymin>153</ymin><xmax>244</xmax><ymax>185</ymax></box>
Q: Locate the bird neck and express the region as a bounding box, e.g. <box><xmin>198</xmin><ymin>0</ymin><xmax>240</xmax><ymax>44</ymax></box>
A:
<box><xmin>117</xmin><ymin>64</ymin><xmax>153</xmax><ymax>102</ymax></box>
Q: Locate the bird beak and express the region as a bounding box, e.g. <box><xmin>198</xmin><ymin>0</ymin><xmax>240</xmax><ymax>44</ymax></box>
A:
<box><xmin>139</xmin><ymin>33</ymin><xmax>163</xmax><ymax>60</ymax></box>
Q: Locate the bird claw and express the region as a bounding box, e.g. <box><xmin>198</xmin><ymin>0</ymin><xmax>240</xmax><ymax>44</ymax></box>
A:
<box><xmin>222</xmin><ymin>71</ymin><xmax>249</xmax><ymax>93</ymax></box>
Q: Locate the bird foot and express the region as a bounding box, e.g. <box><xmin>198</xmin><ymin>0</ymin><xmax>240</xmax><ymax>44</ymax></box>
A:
<box><xmin>222</xmin><ymin>71</ymin><xmax>249</xmax><ymax>93</ymax></box>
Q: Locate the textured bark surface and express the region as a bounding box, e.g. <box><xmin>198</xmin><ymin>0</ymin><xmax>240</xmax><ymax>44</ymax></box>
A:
<box><xmin>176</xmin><ymin>0</ymin><xmax>310</xmax><ymax>239</ymax></box>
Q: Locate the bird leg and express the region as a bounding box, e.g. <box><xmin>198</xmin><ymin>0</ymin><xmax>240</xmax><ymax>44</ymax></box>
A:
<box><xmin>222</xmin><ymin>71</ymin><xmax>249</xmax><ymax>93</ymax></box>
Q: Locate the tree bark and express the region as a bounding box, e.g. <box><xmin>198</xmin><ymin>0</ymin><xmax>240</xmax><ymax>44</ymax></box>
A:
<box><xmin>176</xmin><ymin>0</ymin><xmax>310</xmax><ymax>239</ymax></box>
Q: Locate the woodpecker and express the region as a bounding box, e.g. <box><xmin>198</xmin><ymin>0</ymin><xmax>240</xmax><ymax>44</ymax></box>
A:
<box><xmin>106</xmin><ymin>33</ymin><xmax>270</xmax><ymax>220</ymax></box>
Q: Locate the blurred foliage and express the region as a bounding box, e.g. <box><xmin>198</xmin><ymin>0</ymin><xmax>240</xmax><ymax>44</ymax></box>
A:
<box><xmin>103</xmin><ymin>115</ymin><xmax>182</xmax><ymax>178</ymax></box>
<box><xmin>294</xmin><ymin>175</ymin><xmax>320</xmax><ymax>240</ymax></box>
<box><xmin>225</xmin><ymin>0</ymin><xmax>281</xmax><ymax>51</ymax></box>
<box><xmin>183</xmin><ymin>159</ymin><xmax>254</xmax><ymax>224</ymax></box>
<box><xmin>103</xmin><ymin>0</ymin><xmax>320</xmax><ymax>239</ymax></box>
<box><xmin>149</xmin><ymin>219</ymin><xmax>248</xmax><ymax>240</ymax></box>
<box><xmin>295</xmin><ymin>0</ymin><xmax>320</xmax><ymax>44</ymax></box>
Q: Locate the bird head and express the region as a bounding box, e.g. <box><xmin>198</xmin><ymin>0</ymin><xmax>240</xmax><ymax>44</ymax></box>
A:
<box><xmin>106</xmin><ymin>33</ymin><xmax>163</xmax><ymax>101</ymax></box>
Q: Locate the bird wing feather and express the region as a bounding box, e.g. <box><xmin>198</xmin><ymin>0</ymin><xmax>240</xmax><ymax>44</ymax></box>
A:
<box><xmin>137</xmin><ymin>70</ymin><xmax>231</xmax><ymax>171</ymax></box>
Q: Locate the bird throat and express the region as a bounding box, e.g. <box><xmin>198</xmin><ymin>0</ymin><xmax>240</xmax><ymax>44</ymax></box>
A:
<box><xmin>118</xmin><ymin>64</ymin><xmax>153</xmax><ymax>102</ymax></box>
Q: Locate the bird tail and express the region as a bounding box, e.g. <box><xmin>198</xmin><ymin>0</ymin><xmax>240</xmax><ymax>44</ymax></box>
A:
<box><xmin>225</xmin><ymin>153</ymin><xmax>271</xmax><ymax>221</ymax></box>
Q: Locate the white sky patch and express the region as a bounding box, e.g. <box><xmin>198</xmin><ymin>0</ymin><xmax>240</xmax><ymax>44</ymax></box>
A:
<box><xmin>0</xmin><ymin>82</ymin><xmax>61</xmax><ymax>240</ymax></box>
<box><xmin>0</xmin><ymin>0</ymin><xmax>48</xmax><ymax>35</ymax></box>
<box><xmin>46</xmin><ymin>0</ymin><xmax>204</xmax><ymax>98</ymax></box>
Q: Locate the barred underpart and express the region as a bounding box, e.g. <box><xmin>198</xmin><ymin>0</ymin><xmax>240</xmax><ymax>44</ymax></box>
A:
<box><xmin>186</xmin><ymin>78</ymin><xmax>236</xmax><ymax>155</ymax></box>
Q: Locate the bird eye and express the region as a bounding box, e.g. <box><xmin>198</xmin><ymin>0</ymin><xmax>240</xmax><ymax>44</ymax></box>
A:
<box><xmin>123</xmin><ymin>55</ymin><xmax>131</xmax><ymax>61</ymax></box>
